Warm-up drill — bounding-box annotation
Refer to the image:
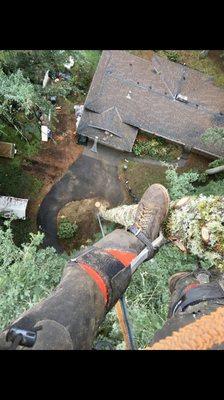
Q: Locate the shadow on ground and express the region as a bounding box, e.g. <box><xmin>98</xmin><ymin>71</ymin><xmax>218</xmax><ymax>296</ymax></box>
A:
<box><xmin>37</xmin><ymin>144</ymin><xmax>124</xmax><ymax>252</ymax></box>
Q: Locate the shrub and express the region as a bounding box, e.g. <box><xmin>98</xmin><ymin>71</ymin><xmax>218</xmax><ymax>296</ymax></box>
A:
<box><xmin>58</xmin><ymin>218</ymin><xmax>78</xmax><ymax>240</ymax></box>
<box><xmin>133</xmin><ymin>137</ymin><xmax>181</xmax><ymax>161</ymax></box>
<box><xmin>165</xmin><ymin>51</ymin><xmax>181</xmax><ymax>63</ymax></box>
<box><xmin>194</xmin><ymin>178</ymin><xmax>224</xmax><ymax>197</ymax></box>
<box><xmin>208</xmin><ymin>157</ymin><xmax>224</xmax><ymax>169</ymax></box>
<box><xmin>0</xmin><ymin>220</ymin><xmax>67</xmax><ymax>330</ymax></box>
<box><xmin>165</xmin><ymin>165</ymin><xmax>199</xmax><ymax>200</ymax></box>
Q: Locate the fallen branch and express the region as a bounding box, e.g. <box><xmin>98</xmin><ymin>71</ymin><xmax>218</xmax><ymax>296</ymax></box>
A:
<box><xmin>205</xmin><ymin>165</ymin><xmax>224</xmax><ymax>175</ymax></box>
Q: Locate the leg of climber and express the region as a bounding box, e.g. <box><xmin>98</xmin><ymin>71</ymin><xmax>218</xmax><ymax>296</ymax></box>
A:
<box><xmin>0</xmin><ymin>184</ymin><xmax>170</xmax><ymax>350</ymax></box>
<box><xmin>148</xmin><ymin>268</ymin><xmax>224</xmax><ymax>350</ymax></box>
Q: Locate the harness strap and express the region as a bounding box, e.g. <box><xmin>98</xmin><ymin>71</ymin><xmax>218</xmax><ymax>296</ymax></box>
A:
<box><xmin>127</xmin><ymin>224</ymin><xmax>154</xmax><ymax>259</ymax></box>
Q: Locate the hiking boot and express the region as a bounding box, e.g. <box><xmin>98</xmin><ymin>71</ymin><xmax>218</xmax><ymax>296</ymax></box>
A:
<box><xmin>132</xmin><ymin>183</ymin><xmax>170</xmax><ymax>242</ymax></box>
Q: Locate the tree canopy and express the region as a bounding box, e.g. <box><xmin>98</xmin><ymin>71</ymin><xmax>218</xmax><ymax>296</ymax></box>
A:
<box><xmin>0</xmin><ymin>50</ymin><xmax>101</xmax><ymax>137</ymax></box>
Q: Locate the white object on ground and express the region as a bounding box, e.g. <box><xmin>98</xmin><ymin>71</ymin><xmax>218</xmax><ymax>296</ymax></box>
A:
<box><xmin>74</xmin><ymin>105</ymin><xmax>84</xmax><ymax>118</ymax></box>
<box><xmin>43</xmin><ymin>70</ymin><xmax>50</xmax><ymax>88</ymax></box>
<box><xmin>76</xmin><ymin>115</ymin><xmax>81</xmax><ymax>129</ymax></box>
<box><xmin>41</xmin><ymin>125</ymin><xmax>49</xmax><ymax>142</ymax></box>
<box><xmin>74</xmin><ymin>105</ymin><xmax>84</xmax><ymax>129</ymax></box>
<box><xmin>64</xmin><ymin>56</ymin><xmax>75</xmax><ymax>70</ymax></box>
<box><xmin>0</xmin><ymin>196</ymin><xmax>28</xmax><ymax>219</ymax></box>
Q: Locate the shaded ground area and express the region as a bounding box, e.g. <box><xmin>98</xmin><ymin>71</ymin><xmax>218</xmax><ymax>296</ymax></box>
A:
<box><xmin>119</xmin><ymin>160</ymin><xmax>168</xmax><ymax>201</ymax></box>
<box><xmin>37</xmin><ymin>144</ymin><xmax>125</xmax><ymax>252</ymax></box>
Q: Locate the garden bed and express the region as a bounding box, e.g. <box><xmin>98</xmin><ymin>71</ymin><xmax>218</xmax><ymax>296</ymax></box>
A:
<box><xmin>133</xmin><ymin>132</ymin><xmax>182</xmax><ymax>162</ymax></box>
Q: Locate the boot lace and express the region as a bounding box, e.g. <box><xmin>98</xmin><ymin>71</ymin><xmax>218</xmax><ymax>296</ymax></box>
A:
<box><xmin>135</xmin><ymin>203</ymin><xmax>158</xmax><ymax>232</ymax></box>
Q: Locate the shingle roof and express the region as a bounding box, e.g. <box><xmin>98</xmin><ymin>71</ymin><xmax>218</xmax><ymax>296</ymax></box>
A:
<box><xmin>78</xmin><ymin>50</ymin><xmax>224</xmax><ymax>156</ymax></box>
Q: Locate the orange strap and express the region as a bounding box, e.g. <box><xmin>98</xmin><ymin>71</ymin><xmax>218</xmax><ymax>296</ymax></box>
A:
<box><xmin>104</xmin><ymin>249</ymin><xmax>137</xmax><ymax>267</ymax></box>
<box><xmin>146</xmin><ymin>306</ymin><xmax>224</xmax><ymax>350</ymax></box>
<box><xmin>78</xmin><ymin>262</ymin><xmax>108</xmax><ymax>303</ymax></box>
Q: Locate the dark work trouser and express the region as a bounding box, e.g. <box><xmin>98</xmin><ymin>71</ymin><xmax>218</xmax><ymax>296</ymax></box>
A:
<box><xmin>0</xmin><ymin>229</ymin><xmax>144</xmax><ymax>350</ymax></box>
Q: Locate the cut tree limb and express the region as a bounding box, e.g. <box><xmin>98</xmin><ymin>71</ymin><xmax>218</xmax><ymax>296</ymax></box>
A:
<box><xmin>205</xmin><ymin>165</ymin><xmax>224</xmax><ymax>175</ymax></box>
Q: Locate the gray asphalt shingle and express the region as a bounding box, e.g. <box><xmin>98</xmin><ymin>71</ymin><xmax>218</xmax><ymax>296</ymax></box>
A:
<box><xmin>77</xmin><ymin>50</ymin><xmax>224</xmax><ymax>156</ymax></box>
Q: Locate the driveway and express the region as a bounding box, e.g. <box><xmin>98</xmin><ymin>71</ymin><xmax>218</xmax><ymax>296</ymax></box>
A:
<box><xmin>37</xmin><ymin>143</ymin><xmax>124</xmax><ymax>252</ymax></box>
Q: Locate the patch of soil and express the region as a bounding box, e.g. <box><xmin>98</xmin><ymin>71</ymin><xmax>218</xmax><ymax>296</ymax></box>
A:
<box><xmin>136</xmin><ymin>132</ymin><xmax>149</xmax><ymax>143</ymax></box>
<box><xmin>57</xmin><ymin>197</ymin><xmax>110</xmax><ymax>252</ymax></box>
<box><xmin>177</xmin><ymin>152</ymin><xmax>210</xmax><ymax>174</ymax></box>
<box><xmin>129</xmin><ymin>50</ymin><xmax>154</xmax><ymax>61</ymax></box>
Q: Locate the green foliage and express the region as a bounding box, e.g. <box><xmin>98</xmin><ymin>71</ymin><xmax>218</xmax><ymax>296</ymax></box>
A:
<box><xmin>0</xmin><ymin>69</ymin><xmax>37</xmax><ymax>116</ymax></box>
<box><xmin>0</xmin><ymin>50</ymin><xmax>77</xmax><ymax>84</ymax></box>
<box><xmin>58</xmin><ymin>218</ymin><xmax>78</xmax><ymax>240</ymax></box>
<box><xmin>0</xmin><ymin>159</ymin><xmax>43</xmax><ymax>199</ymax></box>
<box><xmin>202</xmin><ymin>127</ymin><xmax>224</xmax><ymax>148</ymax></box>
<box><xmin>70</xmin><ymin>50</ymin><xmax>101</xmax><ymax>99</ymax></box>
<box><xmin>10</xmin><ymin>219</ymin><xmax>36</xmax><ymax>247</ymax></box>
<box><xmin>133</xmin><ymin>136</ymin><xmax>181</xmax><ymax>161</ymax></box>
<box><xmin>194</xmin><ymin>178</ymin><xmax>224</xmax><ymax>197</ymax></box>
<box><xmin>165</xmin><ymin>165</ymin><xmax>199</xmax><ymax>200</ymax></box>
<box><xmin>0</xmin><ymin>220</ymin><xmax>67</xmax><ymax>330</ymax></box>
<box><xmin>208</xmin><ymin>157</ymin><xmax>224</xmax><ymax>168</ymax></box>
<box><xmin>0</xmin><ymin>121</ymin><xmax>41</xmax><ymax>158</ymax></box>
<box><xmin>164</xmin><ymin>51</ymin><xmax>181</xmax><ymax>63</ymax></box>
<box><xmin>98</xmin><ymin>244</ymin><xmax>197</xmax><ymax>349</ymax></box>
<box><xmin>0</xmin><ymin>50</ymin><xmax>101</xmax><ymax>136</ymax></box>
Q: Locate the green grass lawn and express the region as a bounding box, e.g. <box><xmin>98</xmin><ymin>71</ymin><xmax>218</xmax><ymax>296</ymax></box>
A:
<box><xmin>119</xmin><ymin>160</ymin><xmax>168</xmax><ymax>199</ymax></box>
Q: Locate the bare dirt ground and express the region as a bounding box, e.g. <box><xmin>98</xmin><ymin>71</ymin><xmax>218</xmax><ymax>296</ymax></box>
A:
<box><xmin>22</xmin><ymin>100</ymin><xmax>84</xmax><ymax>226</ymax></box>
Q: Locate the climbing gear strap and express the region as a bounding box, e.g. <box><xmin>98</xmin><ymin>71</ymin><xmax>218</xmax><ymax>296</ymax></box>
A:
<box><xmin>127</xmin><ymin>224</ymin><xmax>155</xmax><ymax>258</ymax></box>
<box><xmin>170</xmin><ymin>282</ymin><xmax>224</xmax><ymax>317</ymax></box>
<box><xmin>128</xmin><ymin>230</ymin><xmax>167</xmax><ymax>274</ymax></box>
